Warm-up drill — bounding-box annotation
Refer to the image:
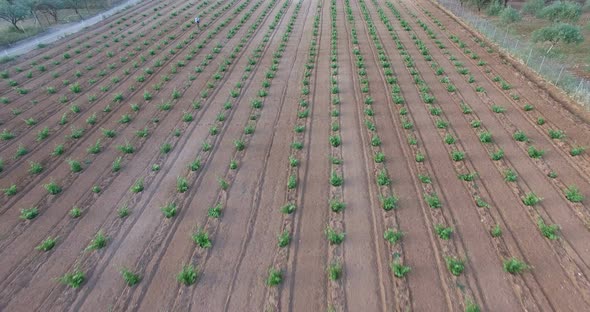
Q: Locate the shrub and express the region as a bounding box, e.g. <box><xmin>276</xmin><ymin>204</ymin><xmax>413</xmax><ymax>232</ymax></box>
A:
<box><xmin>486</xmin><ymin>1</ymin><xmax>503</xmax><ymax>16</ymax></box>
<box><xmin>500</xmin><ymin>7</ymin><xmax>522</xmax><ymax>24</ymax></box>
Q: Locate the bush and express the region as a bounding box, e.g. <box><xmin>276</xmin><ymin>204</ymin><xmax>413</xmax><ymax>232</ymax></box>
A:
<box><xmin>486</xmin><ymin>1</ymin><xmax>503</xmax><ymax>16</ymax></box>
<box><xmin>540</xmin><ymin>1</ymin><xmax>582</xmax><ymax>22</ymax></box>
<box><xmin>500</xmin><ymin>7</ymin><xmax>522</xmax><ymax>24</ymax></box>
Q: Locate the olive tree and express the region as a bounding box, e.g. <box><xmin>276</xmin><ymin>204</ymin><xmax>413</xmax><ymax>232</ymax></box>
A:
<box><xmin>0</xmin><ymin>0</ymin><xmax>29</xmax><ymax>32</ymax></box>
<box><xmin>532</xmin><ymin>23</ymin><xmax>584</xmax><ymax>53</ymax></box>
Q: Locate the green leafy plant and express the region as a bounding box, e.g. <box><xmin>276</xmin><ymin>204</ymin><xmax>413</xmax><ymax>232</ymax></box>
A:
<box><xmin>537</xmin><ymin>218</ymin><xmax>559</xmax><ymax>240</ymax></box>
<box><xmin>161</xmin><ymin>202</ymin><xmax>177</xmax><ymax>218</ymax></box>
<box><xmin>70</xmin><ymin>207</ymin><xmax>82</xmax><ymax>218</ymax></box>
<box><xmin>130</xmin><ymin>178</ymin><xmax>144</xmax><ymax>193</ymax></box>
<box><xmin>20</xmin><ymin>207</ymin><xmax>39</xmax><ymax>220</ymax></box>
<box><xmin>267</xmin><ymin>268</ymin><xmax>282</xmax><ymax>286</ymax></box>
<box><xmin>177</xmin><ymin>176</ymin><xmax>189</xmax><ymax>193</ymax></box>
<box><xmin>280</xmin><ymin>203</ymin><xmax>296</xmax><ymax>214</ymax></box>
<box><xmin>384</xmin><ymin>228</ymin><xmax>404</xmax><ymax>244</ymax></box>
<box><xmin>451</xmin><ymin>150</ymin><xmax>465</xmax><ymax>161</ymax></box>
<box><xmin>58</xmin><ymin>269</ymin><xmax>85</xmax><ymax>288</ymax></box>
<box><xmin>527</xmin><ymin>146</ymin><xmax>545</xmax><ymax>159</ymax></box>
<box><xmin>564</xmin><ymin>185</ymin><xmax>584</xmax><ymax>202</ymax></box>
<box><xmin>570</xmin><ymin>146</ymin><xmax>585</xmax><ymax>156</ymax></box>
<box><xmin>330</xmin><ymin>171</ymin><xmax>343</xmax><ymax>186</ymax></box>
<box><xmin>424</xmin><ymin>193</ymin><xmax>442</xmax><ymax>208</ymax></box>
<box><xmin>330</xmin><ymin>199</ymin><xmax>346</xmax><ymax>213</ymax></box>
<box><xmin>522</xmin><ymin>192</ymin><xmax>541</xmax><ymax>206</ymax></box>
<box><xmin>121</xmin><ymin>268</ymin><xmax>141</xmax><ymax>286</ymax></box>
<box><xmin>278</xmin><ymin>230</ymin><xmax>291</xmax><ymax>247</ymax></box>
<box><xmin>86</xmin><ymin>230</ymin><xmax>108</xmax><ymax>251</ymax></box>
<box><xmin>44</xmin><ymin>180</ymin><xmax>62</xmax><ymax>195</ymax></box>
<box><xmin>434</xmin><ymin>224</ymin><xmax>453</xmax><ymax>240</ymax></box>
<box><xmin>325</xmin><ymin>227</ymin><xmax>345</xmax><ymax>245</ymax></box>
<box><xmin>504</xmin><ymin>169</ymin><xmax>518</xmax><ymax>182</ymax></box>
<box><xmin>177</xmin><ymin>265</ymin><xmax>198</xmax><ymax>285</ymax></box>
<box><xmin>3</xmin><ymin>184</ymin><xmax>17</xmax><ymax>196</ymax></box>
<box><xmin>503</xmin><ymin>257</ymin><xmax>529</xmax><ymax>275</ymax></box>
<box><xmin>328</xmin><ymin>262</ymin><xmax>342</xmax><ymax>280</ymax></box>
<box><xmin>192</xmin><ymin>228</ymin><xmax>212</xmax><ymax>248</ymax></box>
<box><xmin>381</xmin><ymin>195</ymin><xmax>399</xmax><ymax>211</ymax></box>
<box><xmin>445</xmin><ymin>257</ymin><xmax>465</xmax><ymax>276</ymax></box>
<box><xmin>36</xmin><ymin>236</ymin><xmax>57</xmax><ymax>251</ymax></box>
<box><xmin>491</xmin><ymin>224</ymin><xmax>503</xmax><ymax>237</ymax></box>
<box><xmin>391</xmin><ymin>260</ymin><xmax>411</xmax><ymax>278</ymax></box>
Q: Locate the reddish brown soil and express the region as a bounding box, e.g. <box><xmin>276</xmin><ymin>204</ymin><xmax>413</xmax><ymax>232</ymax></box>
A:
<box><xmin>0</xmin><ymin>0</ymin><xmax>589</xmax><ymax>310</ymax></box>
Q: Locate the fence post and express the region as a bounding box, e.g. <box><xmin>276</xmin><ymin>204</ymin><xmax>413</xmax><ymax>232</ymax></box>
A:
<box><xmin>502</xmin><ymin>31</ymin><xmax>508</xmax><ymax>46</ymax></box>
<box><xmin>577</xmin><ymin>80</ymin><xmax>584</xmax><ymax>94</ymax></box>
<box><xmin>526</xmin><ymin>47</ymin><xmax>533</xmax><ymax>65</ymax></box>
<box><xmin>539</xmin><ymin>56</ymin><xmax>546</xmax><ymax>73</ymax></box>
<box><xmin>555</xmin><ymin>66</ymin><xmax>565</xmax><ymax>85</ymax></box>
<box><xmin>492</xmin><ymin>27</ymin><xmax>497</xmax><ymax>40</ymax></box>
<box><xmin>514</xmin><ymin>40</ymin><xmax>518</xmax><ymax>51</ymax></box>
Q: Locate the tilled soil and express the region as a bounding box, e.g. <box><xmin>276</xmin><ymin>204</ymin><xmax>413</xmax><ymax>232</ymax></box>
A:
<box><xmin>0</xmin><ymin>0</ymin><xmax>589</xmax><ymax>311</ymax></box>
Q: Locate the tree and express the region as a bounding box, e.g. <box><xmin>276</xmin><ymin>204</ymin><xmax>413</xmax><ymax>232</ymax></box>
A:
<box><xmin>470</xmin><ymin>0</ymin><xmax>492</xmax><ymax>12</ymax></box>
<box><xmin>61</xmin><ymin>0</ymin><xmax>85</xmax><ymax>20</ymax></box>
<box><xmin>532</xmin><ymin>23</ymin><xmax>584</xmax><ymax>52</ymax></box>
<box><xmin>0</xmin><ymin>0</ymin><xmax>29</xmax><ymax>32</ymax></box>
<box><xmin>539</xmin><ymin>1</ymin><xmax>582</xmax><ymax>22</ymax></box>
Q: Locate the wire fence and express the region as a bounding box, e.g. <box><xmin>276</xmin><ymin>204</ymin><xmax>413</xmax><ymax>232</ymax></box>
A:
<box><xmin>436</xmin><ymin>0</ymin><xmax>590</xmax><ymax>109</ymax></box>
<box><xmin>1</xmin><ymin>0</ymin><xmax>144</xmax><ymax>58</ymax></box>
